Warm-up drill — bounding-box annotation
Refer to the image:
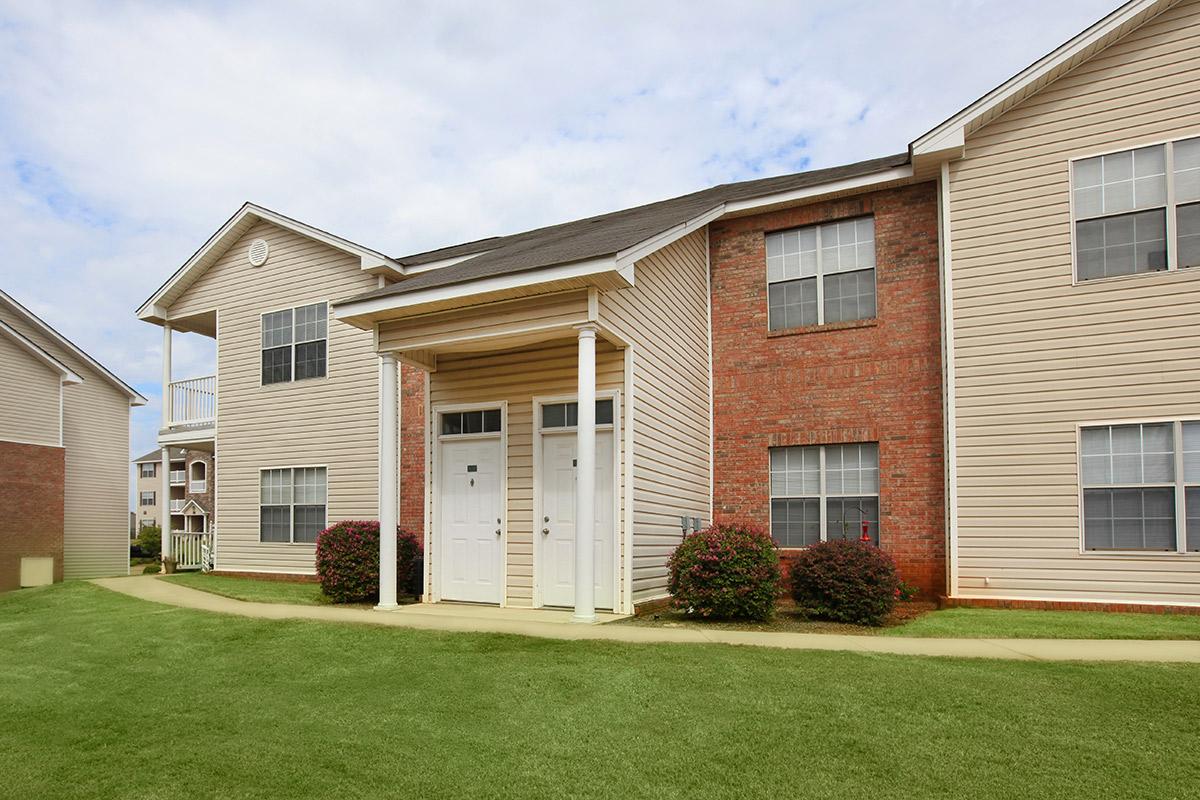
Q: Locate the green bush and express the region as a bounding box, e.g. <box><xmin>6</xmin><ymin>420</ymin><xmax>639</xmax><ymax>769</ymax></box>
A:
<box><xmin>142</xmin><ymin>563</ymin><xmax>161</xmax><ymax>575</ymax></box>
<box><xmin>133</xmin><ymin>525</ymin><xmax>161</xmax><ymax>560</ymax></box>
<box><xmin>667</xmin><ymin>522</ymin><xmax>781</xmax><ymax>621</ymax></box>
<box><xmin>315</xmin><ymin>521</ymin><xmax>422</xmax><ymax>604</ymax></box>
<box><xmin>789</xmin><ymin>539</ymin><xmax>899</xmax><ymax>626</ymax></box>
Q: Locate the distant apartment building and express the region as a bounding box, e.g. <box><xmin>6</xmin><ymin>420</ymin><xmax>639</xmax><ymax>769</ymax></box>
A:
<box><xmin>132</xmin><ymin>447</ymin><xmax>214</xmax><ymax>538</ymax></box>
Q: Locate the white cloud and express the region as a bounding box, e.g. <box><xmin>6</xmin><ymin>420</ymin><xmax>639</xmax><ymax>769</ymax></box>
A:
<box><xmin>0</xmin><ymin>0</ymin><xmax>1117</xmax><ymax>479</ymax></box>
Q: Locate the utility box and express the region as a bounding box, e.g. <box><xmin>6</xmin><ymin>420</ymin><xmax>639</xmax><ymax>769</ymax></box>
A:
<box><xmin>19</xmin><ymin>557</ymin><xmax>54</xmax><ymax>587</ymax></box>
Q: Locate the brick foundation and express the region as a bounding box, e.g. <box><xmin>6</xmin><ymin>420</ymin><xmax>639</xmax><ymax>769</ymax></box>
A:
<box><xmin>939</xmin><ymin>596</ymin><xmax>1200</xmax><ymax>615</ymax></box>
<box><xmin>709</xmin><ymin>182</ymin><xmax>946</xmax><ymax>597</ymax></box>
<box><xmin>0</xmin><ymin>441</ymin><xmax>65</xmax><ymax>591</ymax></box>
<box><xmin>211</xmin><ymin>570</ymin><xmax>320</xmax><ymax>583</ymax></box>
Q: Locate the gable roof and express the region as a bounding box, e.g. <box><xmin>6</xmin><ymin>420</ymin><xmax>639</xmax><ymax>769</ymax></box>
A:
<box><xmin>341</xmin><ymin>152</ymin><xmax>911</xmax><ymax>308</ymax></box>
<box><xmin>137</xmin><ymin>202</ymin><xmax>404</xmax><ymax>325</ymax></box>
<box><xmin>0</xmin><ymin>289</ymin><xmax>146</xmax><ymax>405</ymax></box>
<box><xmin>911</xmin><ymin>0</ymin><xmax>1178</xmax><ymax>159</ymax></box>
<box><xmin>0</xmin><ymin>318</ymin><xmax>83</xmax><ymax>384</ymax></box>
<box><xmin>133</xmin><ymin>446</ymin><xmax>188</xmax><ymax>463</ymax></box>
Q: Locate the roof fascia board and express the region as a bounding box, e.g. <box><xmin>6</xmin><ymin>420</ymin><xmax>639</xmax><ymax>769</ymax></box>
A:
<box><xmin>720</xmin><ymin>165</ymin><xmax>915</xmax><ymax>215</ymax></box>
<box><xmin>0</xmin><ymin>291</ymin><xmax>144</xmax><ymax>403</ymax></box>
<box><xmin>615</xmin><ymin>204</ymin><xmax>726</xmax><ymax>274</ymax></box>
<box><xmin>0</xmin><ymin>319</ymin><xmax>83</xmax><ymax>384</ymax></box>
<box><xmin>911</xmin><ymin>0</ymin><xmax>1168</xmax><ymax>156</ymax></box>
<box><xmin>137</xmin><ymin>202</ymin><xmax>403</xmax><ymax>319</ymax></box>
<box><xmin>333</xmin><ymin>255</ymin><xmax>623</xmax><ymax>324</ymax></box>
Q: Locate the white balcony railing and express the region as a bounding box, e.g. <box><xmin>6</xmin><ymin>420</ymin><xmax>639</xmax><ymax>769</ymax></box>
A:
<box><xmin>169</xmin><ymin>470</ymin><xmax>186</xmax><ymax>484</ymax></box>
<box><xmin>168</xmin><ymin>375</ymin><xmax>216</xmax><ymax>427</ymax></box>
<box><xmin>169</xmin><ymin>499</ymin><xmax>186</xmax><ymax>513</ymax></box>
<box><xmin>189</xmin><ymin>480</ymin><xmax>207</xmax><ymax>494</ymax></box>
<box><xmin>172</xmin><ymin>532</ymin><xmax>214</xmax><ymax>571</ymax></box>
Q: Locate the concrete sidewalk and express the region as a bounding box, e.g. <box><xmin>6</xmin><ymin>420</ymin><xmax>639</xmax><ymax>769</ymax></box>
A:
<box><xmin>92</xmin><ymin>575</ymin><xmax>1200</xmax><ymax>663</ymax></box>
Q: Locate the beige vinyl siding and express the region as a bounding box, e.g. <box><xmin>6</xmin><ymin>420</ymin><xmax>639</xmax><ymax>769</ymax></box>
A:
<box><xmin>0</xmin><ymin>331</ymin><xmax>61</xmax><ymax>446</ymax></box>
<box><xmin>168</xmin><ymin>221</ymin><xmax>384</xmax><ymax>574</ymax></box>
<box><xmin>949</xmin><ymin>0</ymin><xmax>1200</xmax><ymax>604</ymax></box>
<box><xmin>0</xmin><ymin>306</ymin><xmax>130</xmax><ymax>579</ymax></box>
<box><xmin>378</xmin><ymin>291</ymin><xmax>590</xmax><ymax>353</ymax></box>
<box><xmin>598</xmin><ymin>229</ymin><xmax>711</xmax><ymax>603</ymax></box>
<box><xmin>427</xmin><ymin>341</ymin><xmax>624</xmax><ymax>607</ymax></box>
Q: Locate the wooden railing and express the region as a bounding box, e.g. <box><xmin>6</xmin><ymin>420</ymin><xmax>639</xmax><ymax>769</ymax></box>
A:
<box><xmin>172</xmin><ymin>532</ymin><xmax>213</xmax><ymax>571</ymax></box>
<box><xmin>168</xmin><ymin>375</ymin><xmax>216</xmax><ymax>427</ymax></box>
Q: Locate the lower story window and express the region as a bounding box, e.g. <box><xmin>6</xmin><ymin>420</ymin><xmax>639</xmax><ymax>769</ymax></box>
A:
<box><xmin>260</xmin><ymin>467</ymin><xmax>327</xmax><ymax>543</ymax></box>
<box><xmin>1081</xmin><ymin>421</ymin><xmax>1200</xmax><ymax>552</ymax></box>
<box><xmin>769</xmin><ymin>442</ymin><xmax>880</xmax><ymax>547</ymax></box>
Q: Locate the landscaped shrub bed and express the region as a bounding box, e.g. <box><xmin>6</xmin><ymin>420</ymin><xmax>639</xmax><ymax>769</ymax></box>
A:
<box><xmin>667</xmin><ymin>522</ymin><xmax>781</xmax><ymax>621</ymax></box>
<box><xmin>315</xmin><ymin>521</ymin><xmax>421</xmax><ymax>604</ymax></box>
<box><xmin>789</xmin><ymin>539</ymin><xmax>899</xmax><ymax>626</ymax></box>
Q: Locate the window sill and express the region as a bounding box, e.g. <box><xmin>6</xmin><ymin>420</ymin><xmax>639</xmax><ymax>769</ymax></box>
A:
<box><xmin>767</xmin><ymin>318</ymin><xmax>878</xmax><ymax>339</ymax></box>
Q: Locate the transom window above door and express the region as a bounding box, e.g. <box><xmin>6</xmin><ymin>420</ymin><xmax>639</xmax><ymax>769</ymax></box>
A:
<box><xmin>1072</xmin><ymin>137</ymin><xmax>1200</xmax><ymax>280</ymax></box>
<box><xmin>765</xmin><ymin>216</ymin><xmax>876</xmax><ymax>331</ymax></box>
<box><xmin>261</xmin><ymin>302</ymin><xmax>327</xmax><ymax>385</ymax></box>
<box><xmin>541</xmin><ymin>399</ymin><xmax>614</xmax><ymax>429</ymax></box>
<box><xmin>441</xmin><ymin>409</ymin><xmax>502</xmax><ymax>436</ymax></box>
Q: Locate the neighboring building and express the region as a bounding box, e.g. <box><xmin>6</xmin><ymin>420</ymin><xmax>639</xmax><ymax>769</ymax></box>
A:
<box><xmin>921</xmin><ymin>0</ymin><xmax>1200</xmax><ymax>608</ymax></box>
<box><xmin>0</xmin><ymin>290</ymin><xmax>146</xmax><ymax>591</ymax></box>
<box><xmin>135</xmin><ymin>0</ymin><xmax>1200</xmax><ymax>613</ymax></box>
<box><xmin>132</xmin><ymin>447</ymin><xmax>215</xmax><ymax>539</ymax></box>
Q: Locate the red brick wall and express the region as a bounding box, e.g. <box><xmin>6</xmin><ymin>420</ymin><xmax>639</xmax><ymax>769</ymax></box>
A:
<box><xmin>0</xmin><ymin>441</ymin><xmax>65</xmax><ymax>591</ymax></box>
<box><xmin>709</xmin><ymin>181</ymin><xmax>946</xmax><ymax>596</ymax></box>
<box><xmin>400</xmin><ymin>364</ymin><xmax>426</xmax><ymax>535</ymax></box>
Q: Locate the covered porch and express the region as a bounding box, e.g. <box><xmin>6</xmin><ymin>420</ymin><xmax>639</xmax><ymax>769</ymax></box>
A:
<box><xmin>339</xmin><ymin>287</ymin><xmax>634</xmax><ymax>620</ymax></box>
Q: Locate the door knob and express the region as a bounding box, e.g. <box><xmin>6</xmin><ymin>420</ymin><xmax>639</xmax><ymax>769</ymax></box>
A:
<box><xmin>542</xmin><ymin>527</ymin><xmax>550</xmax><ymax>535</ymax></box>
<box><xmin>495</xmin><ymin>528</ymin><xmax>501</xmax><ymax>536</ymax></box>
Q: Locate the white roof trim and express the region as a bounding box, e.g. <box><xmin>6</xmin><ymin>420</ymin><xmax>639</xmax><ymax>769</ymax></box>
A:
<box><xmin>334</xmin><ymin>255</ymin><xmax>624</xmax><ymax>323</ymax></box>
<box><xmin>911</xmin><ymin>0</ymin><xmax>1173</xmax><ymax>156</ymax></box>
<box><xmin>137</xmin><ymin>202</ymin><xmax>403</xmax><ymax>320</ymax></box>
<box><xmin>0</xmin><ymin>290</ymin><xmax>145</xmax><ymax>404</ymax></box>
<box><xmin>0</xmin><ymin>319</ymin><xmax>83</xmax><ymax>384</ymax></box>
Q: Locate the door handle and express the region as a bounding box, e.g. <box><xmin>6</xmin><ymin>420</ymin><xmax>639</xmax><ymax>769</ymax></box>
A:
<box><xmin>495</xmin><ymin>528</ymin><xmax>501</xmax><ymax>536</ymax></box>
<box><xmin>542</xmin><ymin>527</ymin><xmax>550</xmax><ymax>535</ymax></box>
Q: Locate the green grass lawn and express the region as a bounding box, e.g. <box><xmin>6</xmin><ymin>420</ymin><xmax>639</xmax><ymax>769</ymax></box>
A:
<box><xmin>882</xmin><ymin>607</ymin><xmax>1200</xmax><ymax>640</ymax></box>
<box><xmin>2</xmin><ymin>583</ymin><xmax>1198</xmax><ymax>799</ymax></box>
<box><xmin>159</xmin><ymin>572</ymin><xmax>332</xmax><ymax>605</ymax></box>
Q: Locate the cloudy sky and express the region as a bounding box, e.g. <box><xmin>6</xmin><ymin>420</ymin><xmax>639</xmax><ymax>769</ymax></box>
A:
<box><xmin>0</xmin><ymin>0</ymin><xmax>1116</xmax><ymax>486</ymax></box>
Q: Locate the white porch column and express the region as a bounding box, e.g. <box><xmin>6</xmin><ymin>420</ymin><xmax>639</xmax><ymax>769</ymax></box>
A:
<box><xmin>160</xmin><ymin>447</ymin><xmax>172</xmax><ymax>563</ymax></box>
<box><xmin>161</xmin><ymin>323</ymin><xmax>172</xmax><ymax>428</ymax></box>
<box><xmin>377</xmin><ymin>352</ymin><xmax>400</xmax><ymax>610</ymax></box>
<box><xmin>573</xmin><ymin>325</ymin><xmax>598</xmax><ymax>623</ymax></box>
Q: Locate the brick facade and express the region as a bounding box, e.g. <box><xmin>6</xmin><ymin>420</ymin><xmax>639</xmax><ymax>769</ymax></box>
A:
<box><xmin>709</xmin><ymin>181</ymin><xmax>946</xmax><ymax>597</ymax></box>
<box><xmin>400</xmin><ymin>364</ymin><xmax>426</xmax><ymax>535</ymax></box>
<box><xmin>0</xmin><ymin>441</ymin><xmax>65</xmax><ymax>591</ymax></box>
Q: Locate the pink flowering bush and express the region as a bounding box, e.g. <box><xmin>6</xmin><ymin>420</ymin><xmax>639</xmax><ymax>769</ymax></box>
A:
<box><xmin>667</xmin><ymin>522</ymin><xmax>781</xmax><ymax>621</ymax></box>
<box><xmin>315</xmin><ymin>520</ymin><xmax>421</xmax><ymax>604</ymax></box>
<box><xmin>789</xmin><ymin>539</ymin><xmax>899</xmax><ymax>626</ymax></box>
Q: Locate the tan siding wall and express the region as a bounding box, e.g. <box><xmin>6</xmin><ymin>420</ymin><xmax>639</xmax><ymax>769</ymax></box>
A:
<box><xmin>0</xmin><ymin>306</ymin><xmax>130</xmax><ymax>579</ymax></box>
<box><xmin>427</xmin><ymin>341</ymin><xmax>624</xmax><ymax>607</ymax></box>
<box><xmin>0</xmin><ymin>332</ymin><xmax>61</xmax><ymax>446</ymax></box>
<box><xmin>599</xmin><ymin>230</ymin><xmax>711</xmax><ymax>602</ymax></box>
<box><xmin>949</xmin><ymin>0</ymin><xmax>1200</xmax><ymax>604</ymax></box>
<box><xmin>378</xmin><ymin>291</ymin><xmax>590</xmax><ymax>352</ymax></box>
<box><xmin>169</xmin><ymin>221</ymin><xmax>385</xmax><ymax>574</ymax></box>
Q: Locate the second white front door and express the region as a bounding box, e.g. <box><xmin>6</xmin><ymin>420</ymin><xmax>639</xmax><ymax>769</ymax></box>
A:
<box><xmin>540</xmin><ymin>431</ymin><xmax>615</xmax><ymax>609</ymax></box>
<box><xmin>439</xmin><ymin>436</ymin><xmax>503</xmax><ymax>604</ymax></box>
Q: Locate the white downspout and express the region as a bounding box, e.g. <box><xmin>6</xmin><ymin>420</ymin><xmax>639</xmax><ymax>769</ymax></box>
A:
<box><xmin>939</xmin><ymin>160</ymin><xmax>959</xmax><ymax>599</ymax></box>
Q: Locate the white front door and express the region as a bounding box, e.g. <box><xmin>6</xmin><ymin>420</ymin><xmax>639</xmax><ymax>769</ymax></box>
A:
<box><xmin>540</xmin><ymin>431</ymin><xmax>615</xmax><ymax>609</ymax></box>
<box><xmin>439</xmin><ymin>437</ymin><xmax>503</xmax><ymax>604</ymax></box>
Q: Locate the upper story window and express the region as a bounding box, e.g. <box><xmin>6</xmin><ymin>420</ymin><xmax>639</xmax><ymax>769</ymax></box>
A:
<box><xmin>1072</xmin><ymin>137</ymin><xmax>1200</xmax><ymax>281</ymax></box>
<box><xmin>261</xmin><ymin>302</ymin><xmax>327</xmax><ymax>385</ymax></box>
<box><xmin>139</xmin><ymin>491</ymin><xmax>155</xmax><ymax>506</ymax></box>
<box><xmin>769</xmin><ymin>442</ymin><xmax>880</xmax><ymax>548</ymax></box>
<box><xmin>766</xmin><ymin>217</ymin><xmax>876</xmax><ymax>331</ymax></box>
<box><xmin>139</xmin><ymin>463</ymin><xmax>156</xmax><ymax>479</ymax></box>
<box><xmin>1081</xmin><ymin>421</ymin><xmax>1200</xmax><ymax>553</ymax></box>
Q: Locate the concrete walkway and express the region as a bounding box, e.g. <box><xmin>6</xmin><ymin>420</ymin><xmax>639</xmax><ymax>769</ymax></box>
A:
<box><xmin>92</xmin><ymin>575</ymin><xmax>1200</xmax><ymax>663</ymax></box>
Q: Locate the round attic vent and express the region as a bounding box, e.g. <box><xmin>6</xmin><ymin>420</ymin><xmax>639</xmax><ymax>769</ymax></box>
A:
<box><xmin>248</xmin><ymin>238</ymin><xmax>270</xmax><ymax>267</ymax></box>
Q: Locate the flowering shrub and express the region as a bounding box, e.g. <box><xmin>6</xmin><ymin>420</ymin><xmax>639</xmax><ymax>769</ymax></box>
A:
<box><xmin>667</xmin><ymin>522</ymin><xmax>781</xmax><ymax>621</ymax></box>
<box><xmin>315</xmin><ymin>521</ymin><xmax>421</xmax><ymax>604</ymax></box>
<box><xmin>789</xmin><ymin>539</ymin><xmax>899</xmax><ymax>626</ymax></box>
<box><xmin>896</xmin><ymin>579</ymin><xmax>921</xmax><ymax>602</ymax></box>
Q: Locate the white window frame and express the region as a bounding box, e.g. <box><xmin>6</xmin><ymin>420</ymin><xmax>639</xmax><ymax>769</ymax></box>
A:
<box><xmin>139</xmin><ymin>463</ymin><xmax>156</xmax><ymax>479</ymax></box>
<box><xmin>259</xmin><ymin>301</ymin><xmax>329</xmax><ymax>387</ymax></box>
<box><xmin>1077</xmin><ymin>418</ymin><xmax>1200</xmax><ymax>556</ymax></box>
<box><xmin>768</xmin><ymin>442</ymin><xmax>880</xmax><ymax>549</ymax></box>
<box><xmin>1069</xmin><ymin>132</ymin><xmax>1200</xmax><ymax>285</ymax></box>
<box><xmin>258</xmin><ymin>465</ymin><xmax>328</xmax><ymax>545</ymax></box>
<box><xmin>139</xmin><ymin>491</ymin><xmax>155</xmax><ymax>507</ymax></box>
<box><xmin>764</xmin><ymin>215</ymin><xmax>877</xmax><ymax>331</ymax></box>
